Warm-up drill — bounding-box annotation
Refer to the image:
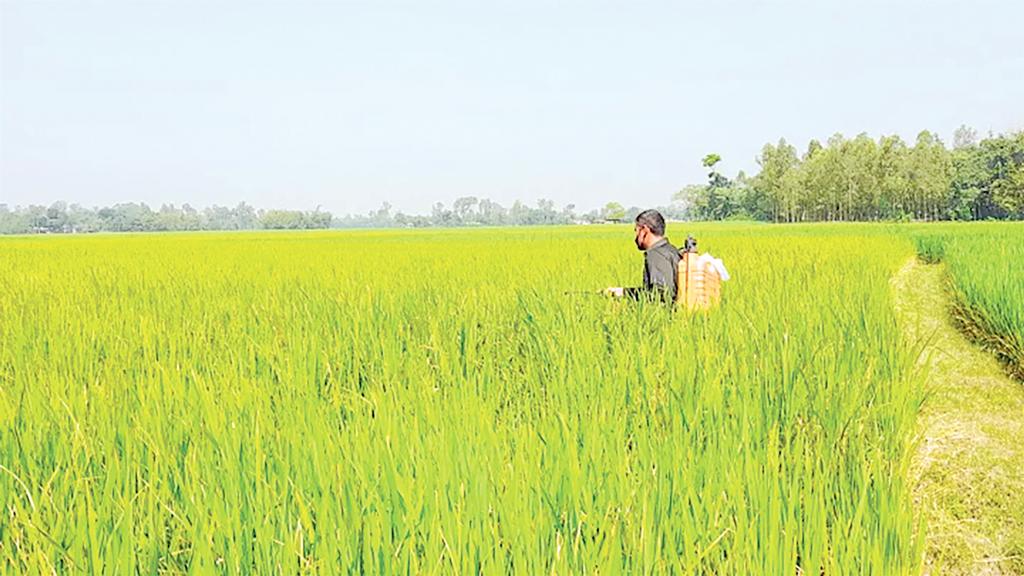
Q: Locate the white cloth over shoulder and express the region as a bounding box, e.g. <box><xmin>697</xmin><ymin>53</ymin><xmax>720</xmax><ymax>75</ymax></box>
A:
<box><xmin>696</xmin><ymin>253</ymin><xmax>730</xmax><ymax>281</ymax></box>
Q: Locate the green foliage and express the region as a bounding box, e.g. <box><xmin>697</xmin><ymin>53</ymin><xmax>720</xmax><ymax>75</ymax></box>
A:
<box><xmin>684</xmin><ymin>154</ymin><xmax>740</xmax><ymax>220</ymax></box>
<box><xmin>685</xmin><ymin>130</ymin><xmax>1024</xmax><ymax>223</ymax></box>
<box><xmin>701</xmin><ymin>153</ymin><xmax>721</xmax><ymax>168</ymax></box>
<box><xmin>602</xmin><ymin>201</ymin><xmax>626</xmax><ymax>221</ymax></box>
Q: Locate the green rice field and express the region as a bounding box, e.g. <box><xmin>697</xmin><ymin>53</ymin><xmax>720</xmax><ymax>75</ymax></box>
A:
<box><xmin>0</xmin><ymin>223</ymin><xmax>1021</xmax><ymax>573</ymax></box>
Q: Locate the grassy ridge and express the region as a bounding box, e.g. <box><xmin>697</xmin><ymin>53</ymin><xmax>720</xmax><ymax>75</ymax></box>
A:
<box><xmin>0</xmin><ymin>226</ymin><xmax>923</xmax><ymax>573</ymax></box>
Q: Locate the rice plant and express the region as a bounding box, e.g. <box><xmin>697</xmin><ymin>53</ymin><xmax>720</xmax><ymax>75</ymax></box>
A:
<box><xmin>0</xmin><ymin>225</ymin><xmax>926</xmax><ymax>573</ymax></box>
<box><xmin>938</xmin><ymin>226</ymin><xmax>1024</xmax><ymax>379</ymax></box>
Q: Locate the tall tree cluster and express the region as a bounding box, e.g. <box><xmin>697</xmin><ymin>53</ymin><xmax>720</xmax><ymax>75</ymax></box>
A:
<box><xmin>683</xmin><ymin>128</ymin><xmax>1024</xmax><ymax>222</ymax></box>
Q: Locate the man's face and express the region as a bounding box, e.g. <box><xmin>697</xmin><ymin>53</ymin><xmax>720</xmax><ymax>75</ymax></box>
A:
<box><xmin>634</xmin><ymin>224</ymin><xmax>649</xmax><ymax>250</ymax></box>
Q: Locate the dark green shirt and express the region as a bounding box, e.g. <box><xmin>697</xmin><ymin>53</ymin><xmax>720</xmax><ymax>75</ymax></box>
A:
<box><xmin>625</xmin><ymin>238</ymin><xmax>681</xmax><ymax>303</ymax></box>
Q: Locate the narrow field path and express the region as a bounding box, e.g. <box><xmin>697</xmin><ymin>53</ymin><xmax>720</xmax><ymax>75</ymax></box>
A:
<box><xmin>893</xmin><ymin>259</ymin><xmax>1024</xmax><ymax>575</ymax></box>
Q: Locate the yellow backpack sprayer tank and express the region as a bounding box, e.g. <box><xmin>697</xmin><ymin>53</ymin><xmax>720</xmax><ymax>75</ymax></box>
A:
<box><xmin>676</xmin><ymin>236</ymin><xmax>729</xmax><ymax>311</ymax></box>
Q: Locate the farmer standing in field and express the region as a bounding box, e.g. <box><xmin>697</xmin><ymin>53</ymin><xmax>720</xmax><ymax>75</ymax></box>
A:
<box><xmin>606</xmin><ymin>209</ymin><xmax>681</xmax><ymax>304</ymax></box>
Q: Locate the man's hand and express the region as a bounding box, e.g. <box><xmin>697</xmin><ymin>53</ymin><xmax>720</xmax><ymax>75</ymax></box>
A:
<box><xmin>605</xmin><ymin>287</ymin><xmax>624</xmax><ymax>297</ymax></box>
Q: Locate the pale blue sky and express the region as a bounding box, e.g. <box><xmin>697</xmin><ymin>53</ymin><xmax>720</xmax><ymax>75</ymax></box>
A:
<box><xmin>2</xmin><ymin>0</ymin><xmax>1022</xmax><ymax>215</ymax></box>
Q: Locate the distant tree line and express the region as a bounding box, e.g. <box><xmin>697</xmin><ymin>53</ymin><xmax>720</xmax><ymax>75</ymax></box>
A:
<box><xmin>0</xmin><ymin>202</ymin><xmax>332</xmax><ymax>234</ymax></box>
<box><xmin>332</xmin><ymin>199</ymin><xmax>686</xmax><ymax>228</ymax></box>
<box><xmin>0</xmin><ymin>198</ymin><xmax>687</xmax><ymax>234</ymax></box>
<box><xmin>681</xmin><ymin>127</ymin><xmax>1024</xmax><ymax>222</ymax></box>
<box><xmin>5</xmin><ymin>126</ymin><xmax>1019</xmax><ymax>234</ymax></box>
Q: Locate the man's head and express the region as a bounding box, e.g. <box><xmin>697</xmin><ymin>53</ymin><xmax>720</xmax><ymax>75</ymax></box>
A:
<box><xmin>633</xmin><ymin>209</ymin><xmax>666</xmax><ymax>250</ymax></box>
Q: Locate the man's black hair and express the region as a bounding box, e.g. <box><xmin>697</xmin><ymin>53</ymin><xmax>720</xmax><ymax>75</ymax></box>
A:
<box><xmin>635</xmin><ymin>209</ymin><xmax>666</xmax><ymax>236</ymax></box>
